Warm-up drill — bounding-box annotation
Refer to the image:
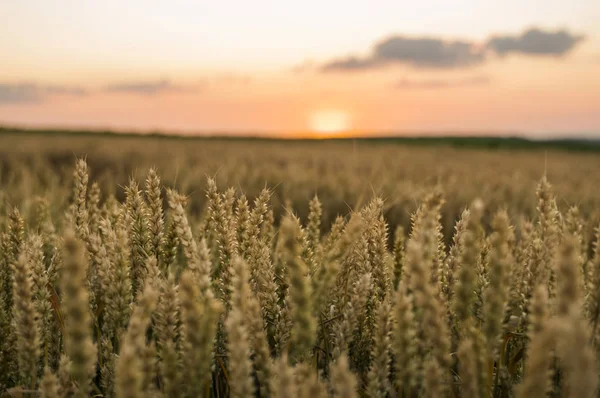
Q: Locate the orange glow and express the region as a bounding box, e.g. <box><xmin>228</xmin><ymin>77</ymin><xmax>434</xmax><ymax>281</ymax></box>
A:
<box><xmin>309</xmin><ymin>110</ymin><xmax>350</xmax><ymax>136</ymax></box>
<box><xmin>1</xmin><ymin>2</ymin><xmax>599</xmax><ymax>136</ymax></box>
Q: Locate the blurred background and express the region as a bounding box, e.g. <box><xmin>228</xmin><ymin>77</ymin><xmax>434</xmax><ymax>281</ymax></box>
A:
<box><xmin>1</xmin><ymin>0</ymin><xmax>599</xmax><ymax>138</ymax></box>
<box><xmin>1</xmin><ymin>1</ymin><xmax>600</xmax><ymax>238</ymax></box>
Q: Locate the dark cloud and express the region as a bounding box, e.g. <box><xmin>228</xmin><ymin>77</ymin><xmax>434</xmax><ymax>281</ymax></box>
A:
<box><xmin>0</xmin><ymin>84</ymin><xmax>42</xmax><ymax>103</ymax></box>
<box><xmin>322</xmin><ymin>56</ymin><xmax>378</xmax><ymax>71</ymax></box>
<box><xmin>396</xmin><ymin>75</ymin><xmax>490</xmax><ymax>89</ymax></box>
<box><xmin>374</xmin><ymin>37</ymin><xmax>485</xmax><ymax>68</ymax></box>
<box><xmin>0</xmin><ymin>78</ymin><xmax>207</xmax><ymax>105</ymax></box>
<box><xmin>323</xmin><ymin>36</ymin><xmax>485</xmax><ymax>71</ymax></box>
<box><xmin>104</xmin><ymin>79</ymin><xmax>199</xmax><ymax>95</ymax></box>
<box><xmin>322</xmin><ymin>27</ymin><xmax>584</xmax><ymax>72</ymax></box>
<box><xmin>487</xmin><ymin>28</ymin><xmax>584</xmax><ymax>56</ymax></box>
<box><xmin>0</xmin><ymin>83</ymin><xmax>87</xmax><ymax>104</ymax></box>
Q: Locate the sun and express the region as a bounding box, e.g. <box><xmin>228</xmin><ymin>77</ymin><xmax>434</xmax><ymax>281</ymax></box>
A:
<box><xmin>309</xmin><ymin>110</ymin><xmax>350</xmax><ymax>136</ymax></box>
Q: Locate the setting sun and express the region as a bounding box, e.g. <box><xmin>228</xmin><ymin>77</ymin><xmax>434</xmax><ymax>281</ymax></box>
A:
<box><xmin>309</xmin><ymin>110</ymin><xmax>350</xmax><ymax>135</ymax></box>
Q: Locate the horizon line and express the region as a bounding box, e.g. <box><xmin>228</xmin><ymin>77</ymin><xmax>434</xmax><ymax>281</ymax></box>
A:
<box><xmin>2</xmin><ymin>123</ymin><xmax>599</xmax><ymax>142</ymax></box>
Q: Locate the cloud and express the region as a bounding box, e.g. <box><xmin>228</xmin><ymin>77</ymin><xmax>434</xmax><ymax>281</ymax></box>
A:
<box><xmin>322</xmin><ymin>56</ymin><xmax>378</xmax><ymax>71</ymax></box>
<box><xmin>0</xmin><ymin>77</ymin><xmax>209</xmax><ymax>105</ymax></box>
<box><xmin>322</xmin><ymin>27</ymin><xmax>584</xmax><ymax>72</ymax></box>
<box><xmin>323</xmin><ymin>37</ymin><xmax>485</xmax><ymax>71</ymax></box>
<box><xmin>0</xmin><ymin>83</ymin><xmax>88</xmax><ymax>104</ymax></box>
<box><xmin>396</xmin><ymin>75</ymin><xmax>490</xmax><ymax>89</ymax></box>
<box><xmin>104</xmin><ymin>78</ymin><xmax>199</xmax><ymax>95</ymax></box>
<box><xmin>376</xmin><ymin>37</ymin><xmax>485</xmax><ymax>68</ymax></box>
<box><xmin>0</xmin><ymin>84</ymin><xmax>42</xmax><ymax>103</ymax></box>
<box><xmin>487</xmin><ymin>28</ymin><xmax>584</xmax><ymax>56</ymax></box>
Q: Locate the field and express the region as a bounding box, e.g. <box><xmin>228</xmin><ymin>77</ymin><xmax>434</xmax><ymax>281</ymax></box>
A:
<box><xmin>1</xmin><ymin>130</ymin><xmax>600</xmax><ymax>397</ymax></box>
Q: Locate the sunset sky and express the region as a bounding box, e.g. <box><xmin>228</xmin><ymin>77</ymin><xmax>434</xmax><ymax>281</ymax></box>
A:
<box><xmin>1</xmin><ymin>0</ymin><xmax>599</xmax><ymax>137</ymax></box>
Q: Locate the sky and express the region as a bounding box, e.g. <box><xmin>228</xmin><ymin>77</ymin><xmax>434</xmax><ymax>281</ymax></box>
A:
<box><xmin>1</xmin><ymin>0</ymin><xmax>599</xmax><ymax>138</ymax></box>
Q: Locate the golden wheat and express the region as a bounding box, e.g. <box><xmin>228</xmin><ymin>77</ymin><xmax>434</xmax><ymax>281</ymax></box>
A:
<box><xmin>0</xmin><ymin>149</ymin><xmax>599</xmax><ymax>397</ymax></box>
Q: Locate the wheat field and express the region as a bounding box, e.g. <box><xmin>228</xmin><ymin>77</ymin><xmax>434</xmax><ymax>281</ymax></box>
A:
<box><xmin>1</xmin><ymin>132</ymin><xmax>600</xmax><ymax>397</ymax></box>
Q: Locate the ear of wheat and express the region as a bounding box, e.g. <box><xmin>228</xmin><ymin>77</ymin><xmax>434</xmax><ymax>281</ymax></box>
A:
<box><xmin>0</xmin><ymin>152</ymin><xmax>599</xmax><ymax>398</ymax></box>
